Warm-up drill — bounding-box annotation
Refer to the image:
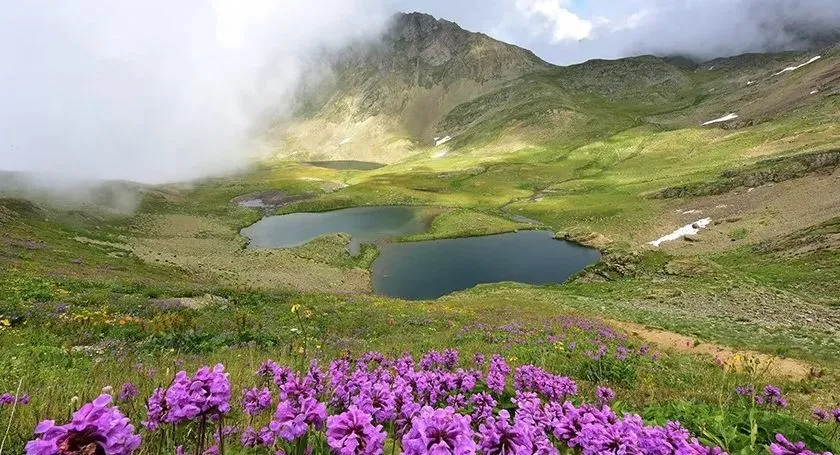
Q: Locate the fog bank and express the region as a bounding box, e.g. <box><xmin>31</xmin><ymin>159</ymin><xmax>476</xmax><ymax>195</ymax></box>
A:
<box><xmin>0</xmin><ymin>1</ymin><xmax>388</xmax><ymax>184</ymax></box>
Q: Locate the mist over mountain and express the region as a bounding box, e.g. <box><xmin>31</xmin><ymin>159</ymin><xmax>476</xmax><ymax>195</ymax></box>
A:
<box><xmin>1</xmin><ymin>2</ymin><xmax>839</xmax><ymax>187</ymax></box>
<box><xmin>0</xmin><ymin>1</ymin><xmax>389</xmax><ymax>184</ymax></box>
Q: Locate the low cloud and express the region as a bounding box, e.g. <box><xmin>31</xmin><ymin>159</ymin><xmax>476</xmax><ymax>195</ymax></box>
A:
<box><xmin>0</xmin><ymin>0</ymin><xmax>389</xmax><ymax>184</ymax></box>
<box><xmin>504</xmin><ymin>0</ymin><xmax>840</xmax><ymax>64</ymax></box>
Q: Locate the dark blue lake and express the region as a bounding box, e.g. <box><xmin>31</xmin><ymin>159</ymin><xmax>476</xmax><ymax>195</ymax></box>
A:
<box><xmin>372</xmin><ymin>230</ymin><xmax>600</xmax><ymax>300</ymax></box>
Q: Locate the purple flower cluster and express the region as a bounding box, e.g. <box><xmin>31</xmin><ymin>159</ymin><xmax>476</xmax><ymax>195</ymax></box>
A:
<box><xmin>756</xmin><ymin>385</ymin><xmax>789</xmax><ymax>408</ymax></box>
<box><xmin>513</xmin><ymin>365</ymin><xmax>577</xmax><ymax>401</ymax></box>
<box><xmin>26</xmin><ymin>349</ymin><xmax>828</xmax><ymax>455</ymax></box>
<box><xmin>0</xmin><ymin>391</ymin><xmax>29</xmax><ymax>405</ymax></box>
<box><xmin>118</xmin><ymin>383</ymin><xmax>138</xmax><ymax>402</ymax></box>
<box><xmin>770</xmin><ymin>433</ymin><xmax>833</xmax><ymax>455</ymax></box>
<box><xmin>402</xmin><ymin>406</ymin><xmax>475</xmax><ymax>454</ymax></box>
<box><xmin>813</xmin><ymin>407</ymin><xmax>840</xmax><ymax>425</ymax></box>
<box><xmin>596</xmin><ymin>386</ymin><xmax>616</xmax><ymax>405</ymax></box>
<box><xmin>242</xmin><ymin>386</ymin><xmax>272</xmax><ymax>416</ymax></box>
<box><xmin>735</xmin><ymin>386</ymin><xmax>754</xmax><ymax>397</ymax></box>
<box><xmin>326</xmin><ymin>406</ymin><xmax>386</xmax><ymax>455</ymax></box>
<box><xmin>271</xmin><ymin>395</ymin><xmax>327</xmax><ymax>441</ymax></box>
<box><xmin>486</xmin><ymin>354</ymin><xmax>509</xmax><ymax>395</ymax></box>
<box><xmin>477</xmin><ymin>410</ymin><xmax>532</xmax><ymax>454</ymax></box>
<box><xmin>144</xmin><ymin>364</ymin><xmax>231</xmax><ymax>429</ymax></box>
<box><xmin>26</xmin><ymin>394</ymin><xmax>140</xmax><ymax>455</ymax></box>
<box><xmin>735</xmin><ymin>384</ymin><xmax>788</xmax><ymax>409</ymax></box>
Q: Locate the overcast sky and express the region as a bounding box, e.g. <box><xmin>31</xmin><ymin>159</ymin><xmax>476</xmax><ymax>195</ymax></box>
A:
<box><xmin>393</xmin><ymin>0</ymin><xmax>840</xmax><ymax>64</ymax></box>
<box><xmin>1</xmin><ymin>0</ymin><xmax>838</xmax><ymax>185</ymax></box>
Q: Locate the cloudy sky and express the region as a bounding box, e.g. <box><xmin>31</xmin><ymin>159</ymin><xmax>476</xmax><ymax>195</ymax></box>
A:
<box><xmin>393</xmin><ymin>0</ymin><xmax>840</xmax><ymax>64</ymax></box>
<box><xmin>1</xmin><ymin>0</ymin><xmax>837</xmax><ymax>184</ymax></box>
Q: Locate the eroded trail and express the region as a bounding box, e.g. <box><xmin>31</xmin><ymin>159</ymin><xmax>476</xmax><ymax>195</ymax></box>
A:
<box><xmin>611</xmin><ymin>320</ymin><xmax>816</xmax><ymax>380</ymax></box>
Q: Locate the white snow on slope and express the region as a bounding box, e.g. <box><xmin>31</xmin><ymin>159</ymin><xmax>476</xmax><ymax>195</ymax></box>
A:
<box><xmin>702</xmin><ymin>113</ymin><xmax>738</xmax><ymax>125</ymax></box>
<box><xmin>435</xmin><ymin>135</ymin><xmax>452</xmax><ymax>146</ymax></box>
<box><xmin>746</xmin><ymin>81</ymin><xmax>756</xmax><ymax>86</ymax></box>
<box><xmin>810</xmin><ymin>89</ymin><xmax>819</xmax><ymax>95</ymax></box>
<box><xmin>432</xmin><ymin>150</ymin><xmax>447</xmax><ymax>159</ymax></box>
<box><xmin>774</xmin><ymin>56</ymin><xmax>821</xmax><ymax>76</ymax></box>
<box><xmin>648</xmin><ymin>218</ymin><xmax>712</xmax><ymax>247</ymax></box>
<box><xmin>339</xmin><ymin>137</ymin><xmax>351</xmax><ymax>146</ymax></box>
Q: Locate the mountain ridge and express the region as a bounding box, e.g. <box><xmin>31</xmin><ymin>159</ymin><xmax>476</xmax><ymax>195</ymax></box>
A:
<box><xmin>274</xmin><ymin>11</ymin><xmax>840</xmax><ymax>164</ymax></box>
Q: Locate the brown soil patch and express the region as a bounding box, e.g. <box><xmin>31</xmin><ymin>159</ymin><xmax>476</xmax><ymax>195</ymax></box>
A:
<box><xmin>131</xmin><ymin>215</ymin><xmax>371</xmax><ymax>294</ymax></box>
<box><xmin>648</xmin><ymin>168</ymin><xmax>840</xmax><ymax>253</ymax></box>
<box><xmin>611</xmin><ymin>320</ymin><xmax>816</xmax><ymax>380</ymax></box>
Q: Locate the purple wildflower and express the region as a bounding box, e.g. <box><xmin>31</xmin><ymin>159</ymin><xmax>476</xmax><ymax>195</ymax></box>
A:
<box><xmin>812</xmin><ymin>408</ymin><xmax>829</xmax><ymax>423</ymax></box>
<box><xmin>442</xmin><ymin>349</ymin><xmax>459</xmax><ymax>370</ymax></box>
<box><xmin>596</xmin><ymin>386</ymin><xmax>616</xmax><ymax>405</ymax></box>
<box><xmin>0</xmin><ymin>393</ymin><xmax>14</xmax><ymax>405</ymax></box>
<box><xmin>241</xmin><ymin>426</ymin><xmax>259</xmax><ymax>448</ymax></box>
<box><xmin>326</xmin><ymin>406</ymin><xmax>386</xmax><ymax>455</ymax></box>
<box><xmin>477</xmin><ymin>410</ymin><xmax>533</xmax><ymax>455</ymax></box>
<box><xmin>256</xmin><ymin>360</ymin><xmax>281</xmax><ymax>379</ymax></box>
<box><xmin>486</xmin><ymin>355</ymin><xmax>509</xmax><ymax>395</ymax></box>
<box><xmin>271</xmin><ymin>396</ymin><xmax>327</xmax><ymax>442</ymax></box>
<box><xmin>472</xmin><ymin>353</ymin><xmax>485</xmax><ymax>365</ymax></box>
<box><xmin>735</xmin><ymin>386</ymin><xmax>754</xmax><ymax>397</ymax></box>
<box><xmin>242</xmin><ymin>386</ymin><xmax>272</xmax><ymax>416</ymax></box>
<box><xmin>143</xmin><ymin>387</ymin><xmax>166</xmax><ymax>430</ymax></box>
<box><xmin>513</xmin><ymin>365</ymin><xmax>577</xmax><ymax>401</ymax></box>
<box><xmin>164</xmin><ymin>364</ymin><xmax>232</xmax><ymax>423</ymax></box>
<box><xmin>470</xmin><ymin>392</ymin><xmax>497</xmax><ymax>424</ymax></box>
<box><xmin>420</xmin><ymin>351</ymin><xmax>443</xmax><ymax>371</ymax></box>
<box><xmin>118</xmin><ymin>383</ymin><xmax>138</xmax><ymax>402</ymax></box>
<box><xmin>757</xmin><ymin>385</ymin><xmax>788</xmax><ymax>409</ymax></box>
<box><xmin>25</xmin><ymin>394</ymin><xmax>141</xmax><ymax>455</ymax></box>
<box><xmin>259</xmin><ymin>426</ymin><xmax>275</xmax><ymax>446</ymax></box>
<box><xmin>402</xmin><ymin>406</ymin><xmax>476</xmax><ymax>455</ymax></box>
<box><xmin>769</xmin><ymin>433</ymin><xmax>831</xmax><ymax>455</ymax></box>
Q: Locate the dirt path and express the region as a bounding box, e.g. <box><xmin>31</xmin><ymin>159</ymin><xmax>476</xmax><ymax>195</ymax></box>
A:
<box><xmin>610</xmin><ymin>320</ymin><xmax>816</xmax><ymax>380</ymax></box>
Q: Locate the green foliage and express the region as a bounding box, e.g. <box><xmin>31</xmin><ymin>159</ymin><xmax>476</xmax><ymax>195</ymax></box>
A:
<box><xmin>645</xmin><ymin>401</ymin><xmax>839</xmax><ymax>454</ymax></box>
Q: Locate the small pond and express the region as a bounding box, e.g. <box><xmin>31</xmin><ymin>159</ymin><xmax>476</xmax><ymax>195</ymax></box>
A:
<box><xmin>241</xmin><ymin>206</ymin><xmax>431</xmax><ymax>255</ymax></box>
<box><xmin>371</xmin><ymin>230</ymin><xmax>600</xmax><ymax>300</ymax></box>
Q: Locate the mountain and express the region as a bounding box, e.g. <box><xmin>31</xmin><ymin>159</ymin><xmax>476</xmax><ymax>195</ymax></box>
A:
<box><xmin>275</xmin><ymin>12</ymin><xmax>840</xmax><ymax>164</ymax></box>
<box><xmin>276</xmin><ymin>12</ymin><xmax>550</xmax><ymax>162</ymax></box>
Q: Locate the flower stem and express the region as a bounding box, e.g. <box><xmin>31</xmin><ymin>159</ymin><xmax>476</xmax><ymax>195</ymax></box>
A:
<box><xmin>0</xmin><ymin>377</ymin><xmax>23</xmax><ymax>455</ymax></box>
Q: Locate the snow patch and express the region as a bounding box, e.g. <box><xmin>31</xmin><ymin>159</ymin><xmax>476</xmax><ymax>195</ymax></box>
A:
<box><xmin>702</xmin><ymin>113</ymin><xmax>738</xmax><ymax>125</ymax></box>
<box><xmin>648</xmin><ymin>218</ymin><xmax>712</xmax><ymax>247</ymax></box>
<box><xmin>339</xmin><ymin>137</ymin><xmax>351</xmax><ymax>146</ymax></box>
<box><xmin>746</xmin><ymin>81</ymin><xmax>756</xmax><ymax>86</ymax></box>
<box><xmin>682</xmin><ymin>209</ymin><xmax>701</xmax><ymax>215</ymax></box>
<box><xmin>774</xmin><ymin>56</ymin><xmax>821</xmax><ymax>76</ymax></box>
<box><xmin>810</xmin><ymin>89</ymin><xmax>819</xmax><ymax>95</ymax></box>
<box><xmin>435</xmin><ymin>135</ymin><xmax>452</xmax><ymax>146</ymax></box>
<box><xmin>431</xmin><ymin>150</ymin><xmax>447</xmax><ymax>159</ymax></box>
